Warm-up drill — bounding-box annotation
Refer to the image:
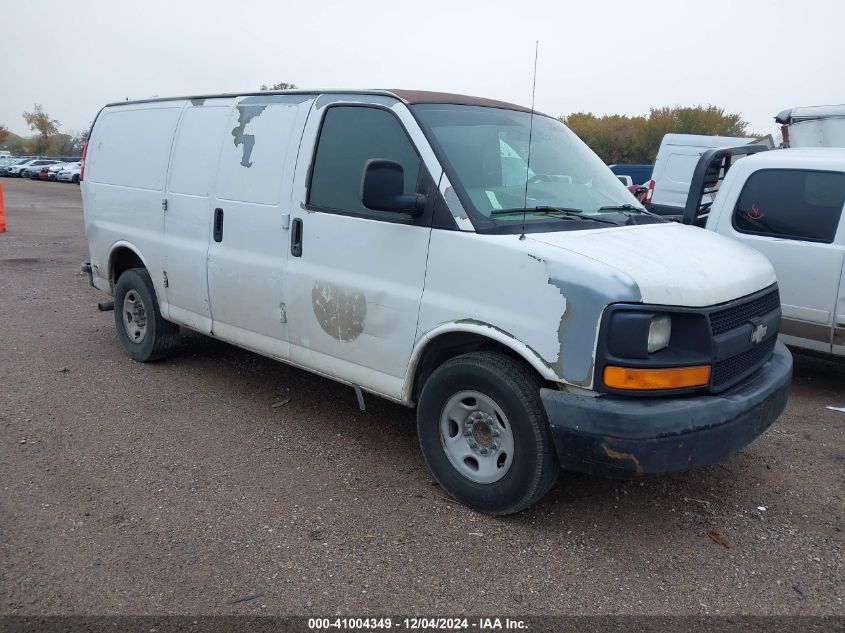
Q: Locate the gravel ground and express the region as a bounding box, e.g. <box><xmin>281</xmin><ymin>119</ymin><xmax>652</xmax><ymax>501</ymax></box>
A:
<box><xmin>0</xmin><ymin>177</ymin><xmax>843</xmax><ymax>616</ymax></box>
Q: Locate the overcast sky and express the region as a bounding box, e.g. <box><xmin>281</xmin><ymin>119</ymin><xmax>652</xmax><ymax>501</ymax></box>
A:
<box><xmin>3</xmin><ymin>0</ymin><xmax>843</xmax><ymax>140</ymax></box>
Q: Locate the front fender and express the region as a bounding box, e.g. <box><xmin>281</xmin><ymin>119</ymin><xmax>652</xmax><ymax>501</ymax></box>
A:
<box><xmin>402</xmin><ymin>321</ymin><xmax>562</xmax><ymax>403</ymax></box>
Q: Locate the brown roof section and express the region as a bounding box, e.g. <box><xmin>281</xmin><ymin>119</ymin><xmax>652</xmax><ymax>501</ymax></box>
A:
<box><xmin>389</xmin><ymin>89</ymin><xmax>534</xmax><ymax>114</ymax></box>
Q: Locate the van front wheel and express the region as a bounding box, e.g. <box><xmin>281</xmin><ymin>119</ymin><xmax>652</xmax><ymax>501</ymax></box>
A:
<box><xmin>417</xmin><ymin>352</ymin><xmax>559</xmax><ymax>515</ymax></box>
<box><xmin>113</xmin><ymin>267</ymin><xmax>179</xmax><ymax>361</ymax></box>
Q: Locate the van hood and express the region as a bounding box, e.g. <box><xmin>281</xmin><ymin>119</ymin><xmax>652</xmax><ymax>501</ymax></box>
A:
<box><xmin>527</xmin><ymin>222</ymin><xmax>776</xmax><ymax>307</ymax></box>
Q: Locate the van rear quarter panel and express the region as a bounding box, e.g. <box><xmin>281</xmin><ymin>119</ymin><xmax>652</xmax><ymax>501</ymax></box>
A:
<box><xmin>83</xmin><ymin>103</ymin><xmax>183</xmax><ymax>295</ymax></box>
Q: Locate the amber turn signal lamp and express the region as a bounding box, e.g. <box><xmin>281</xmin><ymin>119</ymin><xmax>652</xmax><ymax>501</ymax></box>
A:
<box><xmin>603</xmin><ymin>365</ymin><xmax>711</xmax><ymax>390</ymax></box>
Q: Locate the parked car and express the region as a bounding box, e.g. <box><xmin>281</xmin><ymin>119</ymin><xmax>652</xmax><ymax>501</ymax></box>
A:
<box><xmin>610</xmin><ymin>164</ymin><xmax>653</xmax><ymax>186</ymax></box>
<box><xmin>81</xmin><ymin>89</ymin><xmax>792</xmax><ymax>514</ymax></box>
<box><xmin>3</xmin><ymin>158</ymin><xmax>40</xmax><ymax>177</ymax></box>
<box><xmin>46</xmin><ymin>162</ymin><xmax>69</xmax><ymax>181</ymax></box>
<box><xmin>776</xmin><ymin>104</ymin><xmax>845</xmax><ymax>148</ymax></box>
<box><xmin>643</xmin><ymin>134</ymin><xmax>770</xmax><ymax>218</ymax></box>
<box><xmin>19</xmin><ymin>159</ymin><xmax>59</xmax><ymax>178</ymax></box>
<box><xmin>57</xmin><ymin>163</ymin><xmax>81</xmax><ymax>183</ymax></box>
<box><xmin>683</xmin><ymin>145</ymin><xmax>845</xmax><ymax>358</ymax></box>
<box><xmin>34</xmin><ymin>163</ymin><xmax>63</xmax><ymax>180</ymax></box>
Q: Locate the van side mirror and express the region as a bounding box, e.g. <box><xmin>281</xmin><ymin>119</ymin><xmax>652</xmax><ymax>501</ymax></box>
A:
<box><xmin>361</xmin><ymin>159</ymin><xmax>426</xmax><ymax>214</ymax></box>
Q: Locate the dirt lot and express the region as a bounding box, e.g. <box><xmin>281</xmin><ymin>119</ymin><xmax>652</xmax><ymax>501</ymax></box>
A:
<box><xmin>0</xmin><ymin>177</ymin><xmax>843</xmax><ymax>616</ymax></box>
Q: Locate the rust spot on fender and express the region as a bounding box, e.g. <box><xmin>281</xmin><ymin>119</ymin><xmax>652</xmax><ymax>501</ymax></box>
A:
<box><xmin>601</xmin><ymin>443</ymin><xmax>644</xmax><ymax>475</ymax></box>
<box><xmin>312</xmin><ymin>282</ymin><xmax>366</xmax><ymax>342</ymax></box>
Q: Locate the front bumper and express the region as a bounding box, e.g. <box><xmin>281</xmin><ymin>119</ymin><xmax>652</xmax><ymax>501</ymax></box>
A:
<box><xmin>540</xmin><ymin>342</ymin><xmax>792</xmax><ymax>476</ymax></box>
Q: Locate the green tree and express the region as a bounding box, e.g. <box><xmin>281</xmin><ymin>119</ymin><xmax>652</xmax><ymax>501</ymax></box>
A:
<box><xmin>22</xmin><ymin>104</ymin><xmax>60</xmax><ymax>156</ymax></box>
<box><xmin>563</xmin><ymin>105</ymin><xmax>750</xmax><ymax>164</ymax></box>
<box><xmin>0</xmin><ymin>125</ymin><xmax>9</xmax><ymax>147</ymax></box>
<box><xmin>564</xmin><ymin>112</ymin><xmax>650</xmax><ymax>164</ymax></box>
<box><xmin>260</xmin><ymin>81</ymin><xmax>297</xmax><ymax>91</ymax></box>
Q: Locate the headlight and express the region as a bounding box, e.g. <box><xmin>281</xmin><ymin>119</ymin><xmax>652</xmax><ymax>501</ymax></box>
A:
<box><xmin>647</xmin><ymin>314</ymin><xmax>671</xmax><ymax>353</ymax></box>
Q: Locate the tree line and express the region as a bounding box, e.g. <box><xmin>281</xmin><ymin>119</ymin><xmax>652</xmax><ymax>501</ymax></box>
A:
<box><xmin>562</xmin><ymin>105</ymin><xmax>750</xmax><ymax>164</ymax></box>
<box><xmin>0</xmin><ymin>104</ymin><xmax>88</xmax><ymax>156</ymax></box>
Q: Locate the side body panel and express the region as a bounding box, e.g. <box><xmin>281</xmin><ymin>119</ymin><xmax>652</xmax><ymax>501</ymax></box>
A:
<box><xmin>285</xmin><ymin>95</ymin><xmax>434</xmax><ymax>399</ymax></box>
<box><xmin>789</xmin><ymin>119</ymin><xmax>845</xmax><ymax>149</ymax></box>
<box><xmin>205</xmin><ymin>94</ymin><xmax>314</xmax><ymax>360</ymax></box>
<box><xmin>82</xmin><ymin>103</ymin><xmax>182</xmax><ymax>299</ymax></box>
<box><xmin>162</xmin><ymin>98</ymin><xmax>233</xmax><ymax>332</ymax></box>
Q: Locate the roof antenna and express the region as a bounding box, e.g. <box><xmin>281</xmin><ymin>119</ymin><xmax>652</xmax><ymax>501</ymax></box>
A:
<box><xmin>521</xmin><ymin>40</ymin><xmax>539</xmax><ymax>240</ymax></box>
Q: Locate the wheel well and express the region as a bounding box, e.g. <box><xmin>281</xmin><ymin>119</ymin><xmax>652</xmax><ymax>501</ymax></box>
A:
<box><xmin>411</xmin><ymin>332</ymin><xmax>543</xmax><ymax>404</ymax></box>
<box><xmin>110</xmin><ymin>247</ymin><xmax>145</xmax><ymax>284</ymax></box>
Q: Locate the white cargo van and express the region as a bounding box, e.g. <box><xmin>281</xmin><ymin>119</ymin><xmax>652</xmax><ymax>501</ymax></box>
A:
<box><xmin>645</xmin><ymin>133</ymin><xmax>761</xmax><ymax>217</ymax></box>
<box><xmin>81</xmin><ymin>90</ymin><xmax>792</xmax><ymax>514</ymax></box>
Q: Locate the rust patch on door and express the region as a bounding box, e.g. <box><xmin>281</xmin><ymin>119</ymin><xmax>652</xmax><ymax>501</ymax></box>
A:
<box><xmin>312</xmin><ymin>282</ymin><xmax>366</xmax><ymax>341</ymax></box>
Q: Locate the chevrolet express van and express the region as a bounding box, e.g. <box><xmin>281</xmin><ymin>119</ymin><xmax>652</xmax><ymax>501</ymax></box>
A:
<box><xmin>81</xmin><ymin>90</ymin><xmax>792</xmax><ymax>514</ymax></box>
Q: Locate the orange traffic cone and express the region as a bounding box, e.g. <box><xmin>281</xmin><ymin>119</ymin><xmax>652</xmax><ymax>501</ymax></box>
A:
<box><xmin>0</xmin><ymin>181</ymin><xmax>5</xmax><ymax>233</ymax></box>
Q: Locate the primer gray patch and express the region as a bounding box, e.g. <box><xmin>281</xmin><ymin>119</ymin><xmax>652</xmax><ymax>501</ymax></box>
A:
<box><xmin>231</xmin><ymin>105</ymin><xmax>266</xmax><ymax>167</ymax></box>
<box><xmin>545</xmin><ymin>261</ymin><xmax>641</xmax><ymax>387</ymax></box>
<box><xmin>312</xmin><ymin>282</ymin><xmax>366</xmax><ymax>342</ymax></box>
<box><xmin>190</xmin><ymin>98</ymin><xmax>206</xmax><ymax>106</ymax></box>
<box><xmin>443</xmin><ymin>186</ymin><xmax>468</xmax><ymax>220</ymax></box>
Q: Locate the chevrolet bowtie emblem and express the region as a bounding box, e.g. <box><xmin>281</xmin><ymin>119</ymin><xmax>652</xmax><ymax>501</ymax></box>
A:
<box><xmin>751</xmin><ymin>323</ymin><xmax>768</xmax><ymax>345</ymax></box>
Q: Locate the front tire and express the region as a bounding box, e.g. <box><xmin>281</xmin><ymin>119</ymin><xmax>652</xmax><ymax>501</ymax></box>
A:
<box><xmin>113</xmin><ymin>267</ymin><xmax>179</xmax><ymax>361</ymax></box>
<box><xmin>417</xmin><ymin>351</ymin><xmax>559</xmax><ymax>515</ymax></box>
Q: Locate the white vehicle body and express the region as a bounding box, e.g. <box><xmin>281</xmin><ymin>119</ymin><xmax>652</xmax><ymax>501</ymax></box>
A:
<box><xmin>647</xmin><ymin>133</ymin><xmax>760</xmax><ymax>215</ymax></box>
<box><xmin>5</xmin><ymin>159</ymin><xmax>39</xmax><ymax>176</ymax></box>
<box><xmin>700</xmin><ymin>148</ymin><xmax>845</xmax><ymax>356</ymax></box>
<box><xmin>57</xmin><ymin>162</ymin><xmax>81</xmax><ymax>182</ymax></box>
<box><xmin>81</xmin><ymin>90</ymin><xmax>792</xmax><ymax>513</ymax></box>
<box><xmin>776</xmin><ymin>105</ymin><xmax>845</xmax><ymax>148</ymax></box>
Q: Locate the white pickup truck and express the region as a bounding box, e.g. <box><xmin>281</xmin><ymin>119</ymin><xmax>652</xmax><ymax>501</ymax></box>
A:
<box><xmin>683</xmin><ymin>145</ymin><xmax>845</xmax><ymax>356</ymax></box>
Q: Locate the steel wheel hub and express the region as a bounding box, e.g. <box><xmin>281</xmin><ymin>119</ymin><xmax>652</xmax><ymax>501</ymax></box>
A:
<box><xmin>440</xmin><ymin>390</ymin><xmax>514</xmax><ymax>484</ymax></box>
<box><xmin>122</xmin><ymin>290</ymin><xmax>147</xmax><ymax>343</ymax></box>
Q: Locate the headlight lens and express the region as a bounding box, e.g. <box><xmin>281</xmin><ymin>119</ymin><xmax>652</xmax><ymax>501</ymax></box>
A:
<box><xmin>647</xmin><ymin>314</ymin><xmax>671</xmax><ymax>353</ymax></box>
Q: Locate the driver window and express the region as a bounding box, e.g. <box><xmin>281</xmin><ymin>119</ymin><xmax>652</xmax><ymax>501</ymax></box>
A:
<box><xmin>308</xmin><ymin>106</ymin><xmax>421</xmax><ymax>216</ymax></box>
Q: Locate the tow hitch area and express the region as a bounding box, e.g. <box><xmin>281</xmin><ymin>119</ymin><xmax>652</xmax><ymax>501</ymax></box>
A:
<box><xmin>80</xmin><ymin>261</ymin><xmax>94</xmax><ymax>288</ymax></box>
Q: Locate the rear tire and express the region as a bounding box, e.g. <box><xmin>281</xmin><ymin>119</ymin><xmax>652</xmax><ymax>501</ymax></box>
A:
<box><xmin>113</xmin><ymin>267</ymin><xmax>179</xmax><ymax>361</ymax></box>
<box><xmin>417</xmin><ymin>351</ymin><xmax>559</xmax><ymax>515</ymax></box>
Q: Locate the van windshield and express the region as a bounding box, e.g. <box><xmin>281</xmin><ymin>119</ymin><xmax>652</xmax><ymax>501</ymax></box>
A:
<box><xmin>413</xmin><ymin>104</ymin><xmax>649</xmax><ymax>231</ymax></box>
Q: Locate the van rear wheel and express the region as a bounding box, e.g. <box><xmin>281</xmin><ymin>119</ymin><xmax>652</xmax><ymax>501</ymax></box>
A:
<box><xmin>417</xmin><ymin>351</ymin><xmax>559</xmax><ymax>515</ymax></box>
<box><xmin>113</xmin><ymin>267</ymin><xmax>179</xmax><ymax>361</ymax></box>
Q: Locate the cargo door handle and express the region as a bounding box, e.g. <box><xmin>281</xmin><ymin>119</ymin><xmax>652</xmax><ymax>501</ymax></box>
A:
<box><xmin>213</xmin><ymin>208</ymin><xmax>224</xmax><ymax>242</ymax></box>
<box><xmin>291</xmin><ymin>217</ymin><xmax>303</xmax><ymax>257</ymax></box>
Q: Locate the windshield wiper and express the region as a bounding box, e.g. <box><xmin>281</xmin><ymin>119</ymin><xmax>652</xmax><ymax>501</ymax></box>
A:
<box><xmin>492</xmin><ymin>206</ymin><xmax>618</xmax><ymax>225</ymax></box>
<box><xmin>491</xmin><ymin>205</ymin><xmax>584</xmax><ymax>216</ymax></box>
<box><xmin>597</xmin><ymin>204</ymin><xmax>661</xmax><ymax>218</ymax></box>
